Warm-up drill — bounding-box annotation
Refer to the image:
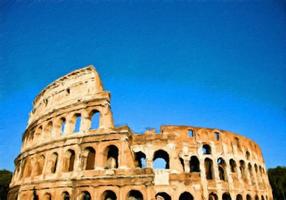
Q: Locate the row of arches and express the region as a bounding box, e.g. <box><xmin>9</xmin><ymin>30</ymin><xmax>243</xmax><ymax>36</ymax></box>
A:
<box><xmin>18</xmin><ymin>145</ymin><xmax>267</xmax><ymax>189</ymax></box>
<box><xmin>203</xmin><ymin>157</ymin><xmax>266</xmax><ymax>185</ymax></box>
<box><xmin>39</xmin><ymin>190</ymin><xmax>194</xmax><ymax>200</ymax></box>
<box><xmin>24</xmin><ymin>110</ymin><xmax>101</xmax><ymax>147</ymax></box>
<box><xmin>20</xmin><ymin>145</ymin><xmax>119</xmax><ymax>179</ymax></box>
<box><xmin>209</xmin><ymin>193</ymin><xmax>268</xmax><ymax>200</ymax></box>
<box><xmin>135</xmin><ymin>149</ymin><xmax>265</xmax><ymax>183</ymax></box>
<box><xmin>31</xmin><ymin>190</ymin><xmax>269</xmax><ymax>200</ymax></box>
<box><xmin>201</xmin><ymin>145</ymin><xmax>255</xmax><ymax>162</ymax></box>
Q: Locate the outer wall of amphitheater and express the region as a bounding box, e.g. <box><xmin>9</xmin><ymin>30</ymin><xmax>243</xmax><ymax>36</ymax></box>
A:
<box><xmin>8</xmin><ymin>65</ymin><xmax>273</xmax><ymax>200</ymax></box>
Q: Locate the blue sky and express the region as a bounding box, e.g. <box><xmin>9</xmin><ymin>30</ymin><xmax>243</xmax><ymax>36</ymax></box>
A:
<box><xmin>0</xmin><ymin>0</ymin><xmax>285</xmax><ymax>171</ymax></box>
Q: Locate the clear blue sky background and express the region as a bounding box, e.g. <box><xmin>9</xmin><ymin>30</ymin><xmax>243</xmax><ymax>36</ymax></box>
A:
<box><xmin>0</xmin><ymin>0</ymin><xmax>285</xmax><ymax>171</ymax></box>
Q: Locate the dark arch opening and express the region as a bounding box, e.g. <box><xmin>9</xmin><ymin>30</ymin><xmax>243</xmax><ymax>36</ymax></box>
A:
<box><xmin>202</xmin><ymin>144</ymin><xmax>211</xmax><ymax>155</ymax></box>
<box><xmin>153</xmin><ymin>150</ymin><xmax>169</xmax><ymax>169</ymax></box>
<box><xmin>209</xmin><ymin>193</ymin><xmax>218</xmax><ymax>200</ymax></box>
<box><xmin>217</xmin><ymin>158</ymin><xmax>226</xmax><ymax>181</ymax></box>
<box><xmin>63</xmin><ymin>192</ymin><xmax>70</xmax><ymax>200</ymax></box>
<box><xmin>85</xmin><ymin>147</ymin><xmax>96</xmax><ymax>170</ymax></box>
<box><xmin>128</xmin><ymin>190</ymin><xmax>143</xmax><ymax>200</ymax></box>
<box><xmin>179</xmin><ymin>192</ymin><xmax>193</xmax><ymax>200</ymax></box>
<box><xmin>240</xmin><ymin>160</ymin><xmax>246</xmax><ymax>180</ymax></box>
<box><xmin>222</xmin><ymin>193</ymin><xmax>232</xmax><ymax>200</ymax></box>
<box><xmin>135</xmin><ymin>151</ymin><xmax>146</xmax><ymax>168</ymax></box>
<box><xmin>180</xmin><ymin>157</ymin><xmax>185</xmax><ymax>171</ymax></box>
<box><xmin>190</xmin><ymin>156</ymin><xmax>200</xmax><ymax>172</ymax></box>
<box><xmin>205</xmin><ymin>158</ymin><xmax>214</xmax><ymax>180</ymax></box>
<box><xmin>103</xmin><ymin>190</ymin><xmax>117</xmax><ymax>200</ymax></box>
<box><xmin>51</xmin><ymin>152</ymin><xmax>58</xmax><ymax>173</ymax></box>
<box><xmin>230</xmin><ymin>159</ymin><xmax>236</xmax><ymax>173</ymax></box>
<box><xmin>65</xmin><ymin>149</ymin><xmax>75</xmax><ymax>172</ymax></box>
<box><xmin>246</xmin><ymin>151</ymin><xmax>250</xmax><ymax>160</ymax></box>
<box><xmin>236</xmin><ymin>194</ymin><xmax>243</xmax><ymax>200</ymax></box>
<box><xmin>247</xmin><ymin>195</ymin><xmax>252</xmax><ymax>200</ymax></box>
<box><xmin>105</xmin><ymin>145</ymin><xmax>119</xmax><ymax>169</ymax></box>
<box><xmin>82</xmin><ymin>191</ymin><xmax>91</xmax><ymax>200</ymax></box>
<box><xmin>155</xmin><ymin>192</ymin><xmax>171</xmax><ymax>200</ymax></box>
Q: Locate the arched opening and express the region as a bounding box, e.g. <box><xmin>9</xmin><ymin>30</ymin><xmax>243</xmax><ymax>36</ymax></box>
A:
<box><xmin>205</xmin><ymin>158</ymin><xmax>214</xmax><ymax>180</ymax></box>
<box><xmin>63</xmin><ymin>192</ymin><xmax>70</xmax><ymax>200</ymax></box>
<box><xmin>222</xmin><ymin>193</ymin><xmax>232</xmax><ymax>200</ymax></box>
<box><xmin>180</xmin><ymin>157</ymin><xmax>185</xmax><ymax>171</ymax></box>
<box><xmin>135</xmin><ymin>151</ymin><xmax>146</xmax><ymax>168</ymax></box>
<box><xmin>90</xmin><ymin>110</ymin><xmax>100</xmax><ymax>130</ymax></box>
<box><xmin>190</xmin><ymin>156</ymin><xmax>200</xmax><ymax>172</ymax></box>
<box><xmin>179</xmin><ymin>192</ymin><xmax>193</xmax><ymax>200</ymax></box>
<box><xmin>64</xmin><ymin>149</ymin><xmax>75</xmax><ymax>172</ymax></box>
<box><xmin>32</xmin><ymin>188</ymin><xmax>39</xmax><ymax>200</ymax></box>
<box><xmin>214</xmin><ymin>132</ymin><xmax>220</xmax><ymax>141</ymax></box>
<box><xmin>209</xmin><ymin>193</ymin><xmax>218</xmax><ymax>200</ymax></box>
<box><xmin>254</xmin><ymin>164</ymin><xmax>258</xmax><ymax>173</ymax></box>
<box><xmin>188</xmin><ymin>129</ymin><xmax>194</xmax><ymax>137</ymax></box>
<box><xmin>246</xmin><ymin>151</ymin><xmax>250</xmax><ymax>160</ymax></box>
<box><xmin>153</xmin><ymin>150</ymin><xmax>170</xmax><ymax>169</ymax></box>
<box><xmin>51</xmin><ymin>152</ymin><xmax>58</xmax><ymax>173</ymax></box>
<box><xmin>105</xmin><ymin>145</ymin><xmax>119</xmax><ymax>169</ymax></box>
<box><xmin>202</xmin><ymin>144</ymin><xmax>211</xmax><ymax>155</ymax></box>
<box><xmin>255</xmin><ymin>195</ymin><xmax>259</xmax><ymax>200</ymax></box>
<box><xmin>82</xmin><ymin>191</ymin><xmax>91</xmax><ymax>200</ymax></box>
<box><xmin>60</xmin><ymin>118</ymin><xmax>66</xmax><ymax>135</ymax></box>
<box><xmin>239</xmin><ymin>160</ymin><xmax>246</xmax><ymax>180</ymax></box>
<box><xmin>102</xmin><ymin>190</ymin><xmax>117</xmax><ymax>200</ymax></box>
<box><xmin>73</xmin><ymin>113</ymin><xmax>81</xmax><ymax>133</ymax></box>
<box><xmin>230</xmin><ymin>159</ymin><xmax>236</xmax><ymax>173</ymax></box>
<box><xmin>85</xmin><ymin>147</ymin><xmax>96</xmax><ymax>170</ymax></box>
<box><xmin>155</xmin><ymin>192</ymin><xmax>171</xmax><ymax>200</ymax></box>
<box><xmin>246</xmin><ymin>195</ymin><xmax>252</xmax><ymax>200</ymax></box>
<box><xmin>127</xmin><ymin>190</ymin><xmax>143</xmax><ymax>200</ymax></box>
<box><xmin>236</xmin><ymin>194</ymin><xmax>243</xmax><ymax>200</ymax></box>
<box><xmin>44</xmin><ymin>193</ymin><xmax>51</xmax><ymax>200</ymax></box>
<box><xmin>261</xmin><ymin>196</ymin><xmax>265</xmax><ymax>200</ymax></box>
<box><xmin>217</xmin><ymin>158</ymin><xmax>227</xmax><ymax>181</ymax></box>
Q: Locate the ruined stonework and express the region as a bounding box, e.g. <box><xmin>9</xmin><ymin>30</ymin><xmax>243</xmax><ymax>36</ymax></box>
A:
<box><xmin>8</xmin><ymin>65</ymin><xmax>273</xmax><ymax>200</ymax></box>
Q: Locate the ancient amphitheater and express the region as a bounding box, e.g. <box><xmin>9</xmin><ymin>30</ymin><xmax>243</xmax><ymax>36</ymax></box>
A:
<box><xmin>8</xmin><ymin>65</ymin><xmax>272</xmax><ymax>200</ymax></box>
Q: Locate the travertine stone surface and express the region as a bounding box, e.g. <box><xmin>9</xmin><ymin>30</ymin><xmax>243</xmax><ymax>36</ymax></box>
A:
<box><xmin>8</xmin><ymin>65</ymin><xmax>273</xmax><ymax>200</ymax></box>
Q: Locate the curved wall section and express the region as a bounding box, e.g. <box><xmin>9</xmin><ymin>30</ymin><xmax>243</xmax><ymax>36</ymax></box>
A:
<box><xmin>9</xmin><ymin>65</ymin><xmax>272</xmax><ymax>200</ymax></box>
<box><xmin>28</xmin><ymin>65</ymin><xmax>104</xmax><ymax>126</ymax></box>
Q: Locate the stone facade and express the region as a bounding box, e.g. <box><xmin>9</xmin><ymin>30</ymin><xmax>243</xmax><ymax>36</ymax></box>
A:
<box><xmin>8</xmin><ymin>65</ymin><xmax>273</xmax><ymax>200</ymax></box>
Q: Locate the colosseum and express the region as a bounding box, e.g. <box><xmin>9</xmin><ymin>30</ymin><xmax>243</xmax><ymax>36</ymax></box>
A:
<box><xmin>8</xmin><ymin>65</ymin><xmax>272</xmax><ymax>200</ymax></box>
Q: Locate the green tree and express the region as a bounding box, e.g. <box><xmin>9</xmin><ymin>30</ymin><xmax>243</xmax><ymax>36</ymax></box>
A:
<box><xmin>0</xmin><ymin>169</ymin><xmax>12</xmax><ymax>200</ymax></box>
<box><xmin>268</xmin><ymin>166</ymin><xmax>286</xmax><ymax>200</ymax></box>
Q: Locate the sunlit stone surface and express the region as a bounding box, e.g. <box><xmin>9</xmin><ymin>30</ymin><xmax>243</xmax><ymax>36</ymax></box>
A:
<box><xmin>8</xmin><ymin>65</ymin><xmax>273</xmax><ymax>200</ymax></box>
